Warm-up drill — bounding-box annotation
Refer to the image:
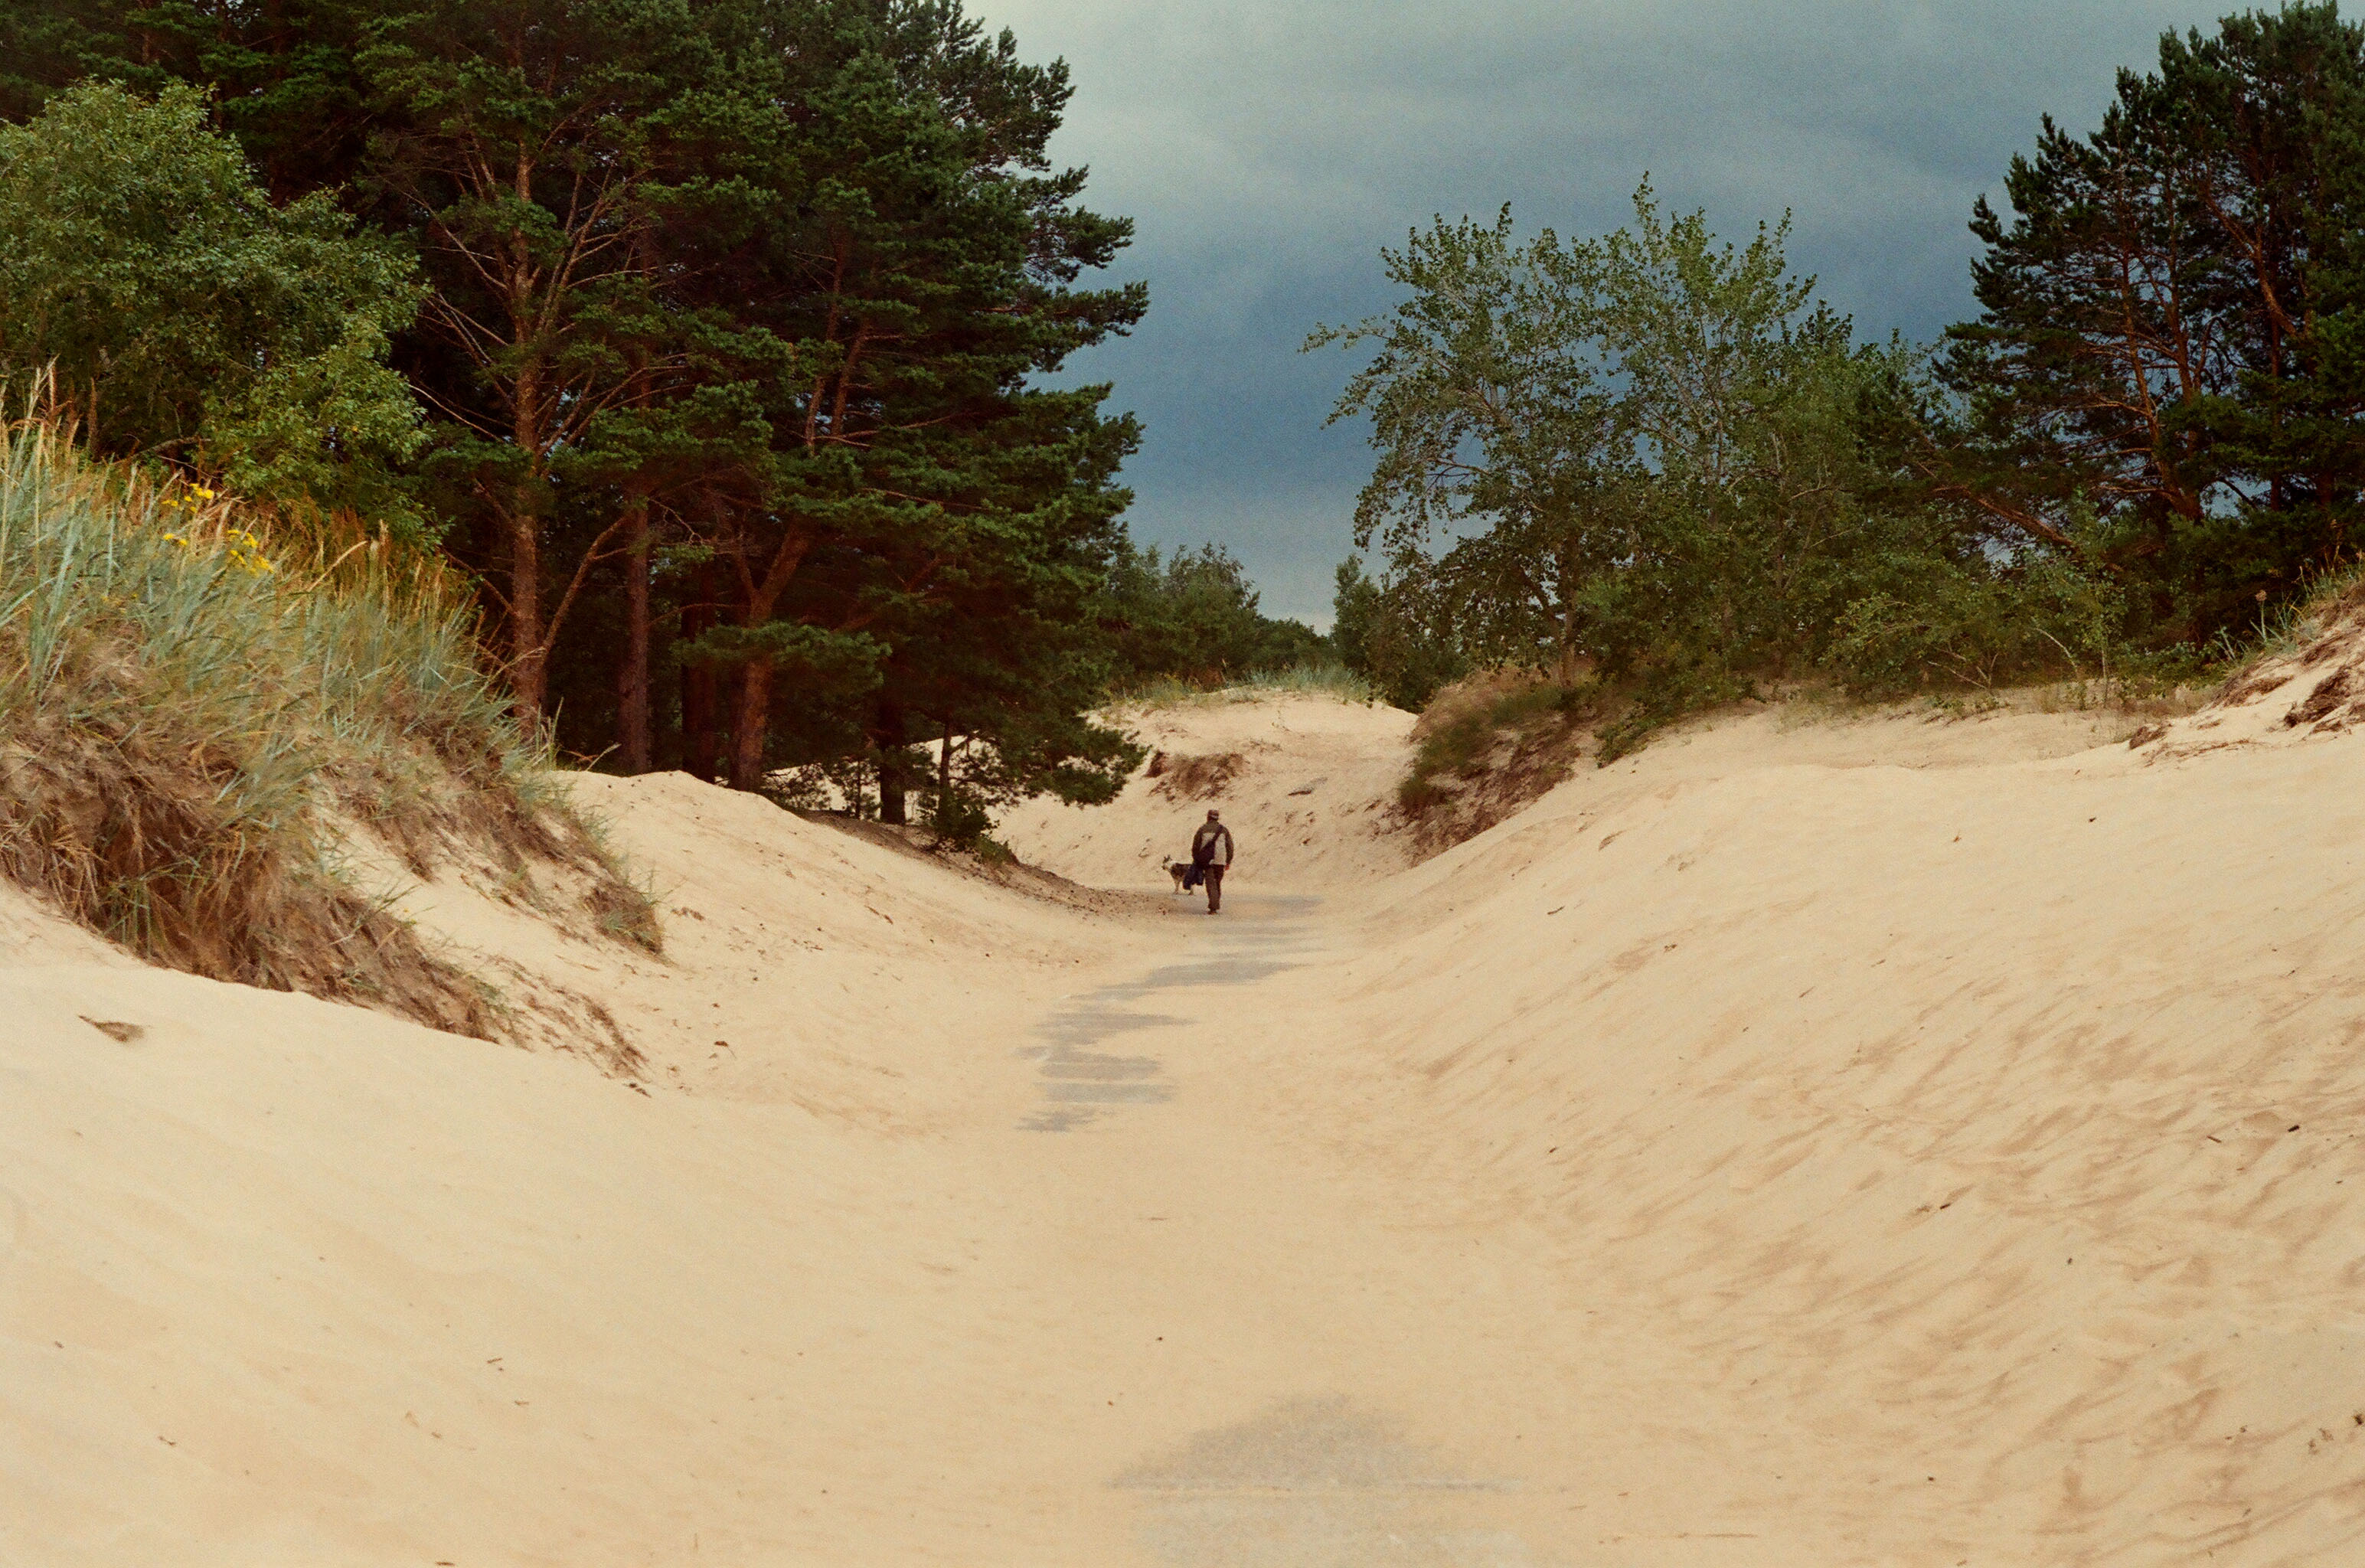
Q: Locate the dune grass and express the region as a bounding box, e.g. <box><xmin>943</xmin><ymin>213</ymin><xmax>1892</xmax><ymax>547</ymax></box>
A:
<box><xmin>1115</xmin><ymin>662</ymin><xmax>1377</xmax><ymax>709</ymax></box>
<box><xmin>0</xmin><ymin>419</ymin><xmax>645</xmax><ymax>1028</ymax></box>
<box><xmin>2200</xmin><ymin>557</ymin><xmax>2365</xmax><ymax>680</ymax></box>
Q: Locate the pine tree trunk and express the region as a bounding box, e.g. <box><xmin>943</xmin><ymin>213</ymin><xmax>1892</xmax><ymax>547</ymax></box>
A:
<box><xmin>716</xmin><ymin>529</ymin><xmax>814</xmax><ymax>793</ymax></box>
<box><xmin>508</xmin><ymin>507</ymin><xmax>544</xmax><ymax>718</ymax></box>
<box><xmin>508</xmin><ymin>363</ymin><xmax>547</xmax><ymax>720</ymax></box>
<box><xmin>680</xmin><ymin>567</ymin><xmax>719</xmax><ymax>782</ymax></box>
<box><xmin>727</xmin><ymin>655</ymin><xmax>773</xmax><ymax>791</ymax></box>
<box><xmin>874</xmin><ymin>701</ymin><xmax>908</xmax><ymax>825</ymax></box>
<box><xmin>616</xmin><ymin>494</ymin><xmax>652</xmax><ymax>773</ymax></box>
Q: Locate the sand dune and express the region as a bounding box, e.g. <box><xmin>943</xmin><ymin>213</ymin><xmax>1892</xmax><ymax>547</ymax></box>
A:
<box><xmin>997</xmin><ymin>691</ymin><xmax>1416</xmax><ymax>892</ymax></box>
<box><xmin>8</xmin><ymin>688</ymin><xmax>2365</xmax><ymax>1564</ymax></box>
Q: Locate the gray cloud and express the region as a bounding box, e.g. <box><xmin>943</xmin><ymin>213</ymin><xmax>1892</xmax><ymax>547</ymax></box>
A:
<box><xmin>987</xmin><ymin>0</ymin><xmax>2208</xmax><ymax>621</ymax></box>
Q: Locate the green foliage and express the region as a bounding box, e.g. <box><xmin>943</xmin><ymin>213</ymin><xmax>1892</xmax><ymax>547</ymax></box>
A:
<box><xmin>1330</xmin><ymin>557</ymin><xmax>1382</xmax><ymax>676</ymax></box>
<box><xmin>0</xmin><ymin>80</ymin><xmax>425</xmax><ymax>528</ymax></box>
<box><xmin>1396</xmin><ymin>673</ymin><xmax>1589</xmax><ymax>809</ymax></box>
<box><xmin>1309</xmin><ymin>203</ymin><xmax>1622</xmax><ymax>682</ymax></box>
<box><xmin>1100</xmin><ymin>540</ymin><xmax>1329</xmax><ymax>688</ymax></box>
<box><xmin>1236</xmin><ymin>663</ymin><xmax>1377</xmax><ymax>701</ymax></box>
<box><xmin>1119</xmin><ymin>662</ymin><xmax>1377</xmax><ymax>710</ymax></box>
<box><xmin>1331</xmin><ymin>555</ymin><xmax>1466</xmax><ymax>710</ymax></box>
<box><xmin>603</xmin><ymin>0</ymin><xmax>1151</xmax><ymax>807</ymax></box>
<box><xmin>349</xmin><ymin>0</ymin><xmax>756</xmax><ymax>712</ymax></box>
<box><xmin>926</xmin><ymin>786</ymin><xmax>995</xmax><ymax>846</ymax></box>
<box><xmin>4</xmin><ymin>0</ymin><xmax>1160</xmax><ymax>828</ymax></box>
<box><xmin>1826</xmin><ymin>549</ymin><xmax>2128</xmax><ymax>697</ymax></box>
<box><xmin>1312</xmin><ymin>7</ymin><xmax>2365</xmax><ymax>754</ymax></box>
<box><xmin>18</xmin><ymin>0</ymin><xmax>1161</xmax><ymax>828</ymax></box>
<box><xmin>1314</xmin><ymin>185</ymin><xmax>2020</xmax><ymax>749</ymax></box>
<box><xmin>12</xmin><ymin>0</ymin><xmax>2360</xmax><ymax>842</ymax></box>
<box><xmin>1941</xmin><ymin>2</ymin><xmax>2365</xmax><ymax>647</ymax></box>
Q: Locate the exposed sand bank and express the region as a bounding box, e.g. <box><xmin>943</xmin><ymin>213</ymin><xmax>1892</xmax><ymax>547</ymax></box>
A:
<box><xmin>7</xmin><ymin>688</ymin><xmax>2363</xmax><ymax>1564</ymax></box>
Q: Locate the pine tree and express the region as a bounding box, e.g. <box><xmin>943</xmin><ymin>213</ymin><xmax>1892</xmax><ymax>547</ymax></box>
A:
<box><xmin>355</xmin><ymin>0</ymin><xmax>733</xmax><ymax>717</ymax></box>
<box><xmin>671</xmin><ymin>0</ymin><xmax>1148</xmax><ymax>795</ymax></box>
<box><xmin>1943</xmin><ymin>2</ymin><xmax>2365</xmax><ymax>642</ymax></box>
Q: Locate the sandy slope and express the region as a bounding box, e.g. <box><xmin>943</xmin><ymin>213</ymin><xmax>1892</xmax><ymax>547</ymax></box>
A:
<box><xmin>998</xmin><ymin>691</ymin><xmax>1416</xmax><ymax>891</ymax></box>
<box><xmin>8</xmin><ymin>691</ymin><xmax>2365</xmax><ymax>1565</ymax></box>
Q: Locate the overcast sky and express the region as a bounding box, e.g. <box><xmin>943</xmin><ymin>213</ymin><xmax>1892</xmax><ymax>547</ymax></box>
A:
<box><xmin>985</xmin><ymin>0</ymin><xmax>2207</xmax><ymax>623</ymax></box>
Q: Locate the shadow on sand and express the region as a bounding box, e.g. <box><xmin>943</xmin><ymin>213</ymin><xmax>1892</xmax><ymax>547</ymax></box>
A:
<box><xmin>1016</xmin><ymin>893</ymin><xmax>1320</xmax><ymax>1132</ymax></box>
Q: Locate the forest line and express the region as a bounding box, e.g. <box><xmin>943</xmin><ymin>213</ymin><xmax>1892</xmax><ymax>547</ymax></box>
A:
<box><xmin>2</xmin><ymin>0</ymin><xmax>2360</xmax><ymax>818</ymax></box>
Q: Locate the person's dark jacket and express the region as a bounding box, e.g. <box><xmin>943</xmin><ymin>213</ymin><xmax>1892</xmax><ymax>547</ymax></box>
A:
<box><xmin>1191</xmin><ymin>822</ymin><xmax>1234</xmax><ymax>867</ymax></box>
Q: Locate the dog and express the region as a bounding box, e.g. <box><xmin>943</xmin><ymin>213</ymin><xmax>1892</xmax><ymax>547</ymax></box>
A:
<box><xmin>1163</xmin><ymin>858</ymin><xmax>1192</xmax><ymax>893</ymax></box>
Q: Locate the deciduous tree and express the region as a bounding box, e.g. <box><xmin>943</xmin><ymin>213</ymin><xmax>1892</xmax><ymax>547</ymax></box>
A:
<box><xmin>0</xmin><ymin>80</ymin><xmax>423</xmax><ymax>521</ymax></box>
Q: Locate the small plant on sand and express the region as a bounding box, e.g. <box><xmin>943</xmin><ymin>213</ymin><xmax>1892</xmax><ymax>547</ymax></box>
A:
<box><xmin>1239</xmin><ymin>663</ymin><xmax>1377</xmax><ymax>701</ymax></box>
<box><xmin>925</xmin><ymin>788</ymin><xmax>995</xmax><ymax>848</ymax></box>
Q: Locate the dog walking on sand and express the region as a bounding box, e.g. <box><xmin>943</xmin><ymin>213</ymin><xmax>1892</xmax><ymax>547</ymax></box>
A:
<box><xmin>1189</xmin><ymin>808</ymin><xmax>1234</xmax><ymax>913</ymax></box>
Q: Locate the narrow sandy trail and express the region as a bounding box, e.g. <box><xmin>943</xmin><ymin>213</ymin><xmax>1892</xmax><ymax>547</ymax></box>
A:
<box><xmin>995</xmin><ymin>693</ymin><xmax>2365</xmax><ymax>1568</ymax></box>
<box><xmin>928</xmin><ymin>887</ymin><xmax>1775</xmax><ymax>1568</ymax></box>
<box><xmin>916</xmin><ymin>889</ymin><xmax>1571</xmax><ymax>1567</ymax></box>
<box><xmin>5</xmin><ymin>855</ymin><xmax>1615</xmax><ymax>1567</ymax></box>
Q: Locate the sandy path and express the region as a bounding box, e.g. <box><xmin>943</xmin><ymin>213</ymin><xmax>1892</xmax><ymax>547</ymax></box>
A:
<box><xmin>911</xmin><ymin>890</ymin><xmax>1589</xmax><ymax>1567</ymax></box>
<box><xmin>886</xmin><ymin>887</ymin><xmax>1797</xmax><ymax>1567</ymax></box>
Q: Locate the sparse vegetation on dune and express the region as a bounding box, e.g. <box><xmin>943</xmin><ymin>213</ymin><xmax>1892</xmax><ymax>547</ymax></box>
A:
<box><xmin>2201</xmin><ymin>557</ymin><xmax>2365</xmax><ymax>691</ymax></box>
<box><xmin>1393</xmin><ymin>671</ymin><xmax>1589</xmax><ymax>851</ymax></box>
<box><xmin>1391</xmin><ymin>660</ymin><xmax>2221</xmax><ymax>856</ymax></box>
<box><xmin>0</xmin><ymin>420</ymin><xmax>654</xmax><ymax>1029</ymax></box>
<box><xmin>2181</xmin><ymin>557</ymin><xmax>2365</xmax><ymax>739</ymax></box>
<box><xmin>1112</xmin><ymin>662</ymin><xmax>1377</xmax><ymax>710</ymax></box>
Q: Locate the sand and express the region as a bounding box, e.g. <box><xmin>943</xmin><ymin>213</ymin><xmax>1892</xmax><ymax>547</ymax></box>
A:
<box><xmin>8</xmin><ymin>688</ymin><xmax>2365</xmax><ymax>1565</ymax></box>
<box><xmin>996</xmin><ymin>691</ymin><xmax>1417</xmax><ymax>891</ymax></box>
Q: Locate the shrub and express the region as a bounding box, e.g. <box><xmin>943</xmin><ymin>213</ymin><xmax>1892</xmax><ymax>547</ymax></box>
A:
<box><xmin>0</xmin><ymin>82</ymin><xmax>424</xmax><ymax>526</ymax></box>
<box><xmin>926</xmin><ymin>788</ymin><xmax>995</xmax><ymax>848</ymax></box>
<box><xmin>1239</xmin><ymin>662</ymin><xmax>1378</xmax><ymax>702</ymax></box>
<box><xmin>1824</xmin><ymin>552</ymin><xmax>2128</xmax><ymax>697</ymax></box>
<box><xmin>1116</xmin><ymin>662</ymin><xmax>1377</xmax><ymax>709</ymax></box>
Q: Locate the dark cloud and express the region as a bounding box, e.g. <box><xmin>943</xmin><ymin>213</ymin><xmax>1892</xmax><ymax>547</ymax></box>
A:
<box><xmin>988</xmin><ymin>0</ymin><xmax>2207</xmax><ymax>621</ymax></box>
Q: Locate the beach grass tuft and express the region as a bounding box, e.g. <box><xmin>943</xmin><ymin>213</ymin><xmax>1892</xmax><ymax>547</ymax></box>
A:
<box><xmin>0</xmin><ymin>419</ymin><xmax>652</xmax><ymax>1027</ymax></box>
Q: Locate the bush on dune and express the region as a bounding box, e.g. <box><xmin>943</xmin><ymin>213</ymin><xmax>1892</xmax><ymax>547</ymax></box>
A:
<box><xmin>0</xmin><ymin>420</ymin><xmax>652</xmax><ymax>1029</ymax></box>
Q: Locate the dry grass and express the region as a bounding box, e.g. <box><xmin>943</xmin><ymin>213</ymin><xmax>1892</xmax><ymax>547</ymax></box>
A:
<box><xmin>0</xmin><ymin>419</ymin><xmax>655</xmax><ymax>1034</ymax></box>
<box><xmin>1393</xmin><ymin>669</ymin><xmax>1592</xmax><ymax>855</ymax></box>
<box><xmin>2207</xmin><ymin>561</ymin><xmax>2365</xmax><ymax>707</ymax></box>
<box><xmin>1146</xmin><ymin>750</ymin><xmax>1247</xmax><ymax>800</ymax></box>
<box><xmin>1115</xmin><ymin>663</ymin><xmax>1377</xmax><ymax>710</ymax></box>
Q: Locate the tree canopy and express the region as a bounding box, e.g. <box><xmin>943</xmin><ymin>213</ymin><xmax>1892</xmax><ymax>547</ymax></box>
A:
<box><xmin>1317</xmin><ymin>3</ymin><xmax>2365</xmax><ymax>744</ymax></box>
<box><xmin>1312</xmin><ymin>185</ymin><xmax>2006</xmax><ymax>737</ymax></box>
<box><xmin>0</xmin><ymin>0</ymin><xmax>1198</xmax><ymax>828</ymax></box>
<box><xmin>1098</xmin><ymin>541</ymin><xmax>1328</xmax><ymax>689</ymax></box>
<box><xmin>1942</xmin><ymin>0</ymin><xmax>2365</xmax><ymax>645</ymax></box>
<box><xmin>16</xmin><ymin>0</ymin><xmax>2346</xmax><ymax>783</ymax></box>
<box><xmin>0</xmin><ymin>80</ymin><xmax>425</xmax><ymax>527</ymax></box>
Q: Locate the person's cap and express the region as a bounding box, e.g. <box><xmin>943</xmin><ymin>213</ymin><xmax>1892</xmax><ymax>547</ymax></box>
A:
<box><xmin>1207</xmin><ymin>809</ymin><xmax>1220</xmax><ymax>819</ymax></box>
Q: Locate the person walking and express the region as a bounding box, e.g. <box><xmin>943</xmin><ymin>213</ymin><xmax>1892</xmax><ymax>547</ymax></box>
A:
<box><xmin>1191</xmin><ymin>808</ymin><xmax>1234</xmax><ymax>914</ymax></box>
